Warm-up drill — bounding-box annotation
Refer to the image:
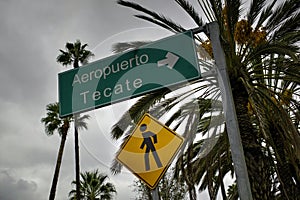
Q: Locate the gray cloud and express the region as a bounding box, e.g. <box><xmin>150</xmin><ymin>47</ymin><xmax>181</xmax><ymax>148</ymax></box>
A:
<box><xmin>0</xmin><ymin>170</ymin><xmax>42</xmax><ymax>200</ymax></box>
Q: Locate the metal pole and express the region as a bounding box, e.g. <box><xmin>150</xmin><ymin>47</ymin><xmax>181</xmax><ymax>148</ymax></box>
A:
<box><xmin>151</xmin><ymin>187</ymin><xmax>160</xmax><ymax>200</ymax></box>
<box><xmin>207</xmin><ymin>22</ymin><xmax>253</xmax><ymax>200</ymax></box>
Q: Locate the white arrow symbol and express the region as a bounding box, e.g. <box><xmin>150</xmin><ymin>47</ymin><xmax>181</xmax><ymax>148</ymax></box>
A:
<box><xmin>157</xmin><ymin>52</ymin><xmax>179</xmax><ymax>69</ymax></box>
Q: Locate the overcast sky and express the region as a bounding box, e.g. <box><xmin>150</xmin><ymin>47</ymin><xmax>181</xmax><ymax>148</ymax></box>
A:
<box><xmin>0</xmin><ymin>1</ymin><xmax>288</xmax><ymax>199</ymax></box>
<box><xmin>0</xmin><ymin>0</ymin><xmax>205</xmax><ymax>199</ymax></box>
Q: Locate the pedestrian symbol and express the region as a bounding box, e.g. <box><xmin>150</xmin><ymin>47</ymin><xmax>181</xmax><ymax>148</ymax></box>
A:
<box><xmin>140</xmin><ymin>124</ymin><xmax>163</xmax><ymax>171</ymax></box>
<box><xmin>116</xmin><ymin>113</ymin><xmax>184</xmax><ymax>189</ymax></box>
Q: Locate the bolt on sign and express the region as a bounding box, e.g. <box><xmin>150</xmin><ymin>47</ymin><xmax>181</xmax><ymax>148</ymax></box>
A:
<box><xmin>58</xmin><ymin>31</ymin><xmax>200</xmax><ymax>117</ymax></box>
<box><xmin>116</xmin><ymin>113</ymin><xmax>184</xmax><ymax>189</ymax></box>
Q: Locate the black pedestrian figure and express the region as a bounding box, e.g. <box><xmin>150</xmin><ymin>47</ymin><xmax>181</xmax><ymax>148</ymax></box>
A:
<box><xmin>140</xmin><ymin>124</ymin><xmax>163</xmax><ymax>171</ymax></box>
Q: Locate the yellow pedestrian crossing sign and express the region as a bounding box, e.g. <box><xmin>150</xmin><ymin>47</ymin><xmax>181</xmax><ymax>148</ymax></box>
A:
<box><xmin>116</xmin><ymin>113</ymin><xmax>184</xmax><ymax>189</ymax></box>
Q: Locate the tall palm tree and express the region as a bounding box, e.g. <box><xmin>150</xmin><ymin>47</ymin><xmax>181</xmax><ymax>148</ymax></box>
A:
<box><xmin>57</xmin><ymin>40</ymin><xmax>94</xmax><ymax>199</ymax></box>
<box><xmin>111</xmin><ymin>0</ymin><xmax>300</xmax><ymax>199</ymax></box>
<box><xmin>42</xmin><ymin>103</ymin><xmax>71</xmax><ymax>200</ymax></box>
<box><xmin>69</xmin><ymin>170</ymin><xmax>117</xmax><ymax>200</ymax></box>
<box><xmin>41</xmin><ymin>102</ymin><xmax>90</xmax><ymax>200</ymax></box>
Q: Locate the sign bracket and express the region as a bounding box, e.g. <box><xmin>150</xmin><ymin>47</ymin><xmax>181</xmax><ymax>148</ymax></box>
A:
<box><xmin>200</xmin><ymin>67</ymin><xmax>217</xmax><ymax>78</ymax></box>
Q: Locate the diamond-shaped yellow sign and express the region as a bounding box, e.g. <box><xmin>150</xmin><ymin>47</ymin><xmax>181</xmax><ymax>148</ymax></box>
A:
<box><xmin>116</xmin><ymin>113</ymin><xmax>184</xmax><ymax>189</ymax></box>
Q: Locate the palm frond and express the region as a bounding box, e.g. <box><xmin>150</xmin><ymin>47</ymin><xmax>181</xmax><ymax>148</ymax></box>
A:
<box><xmin>111</xmin><ymin>41</ymin><xmax>150</xmax><ymax>54</ymax></box>
<box><xmin>41</xmin><ymin>103</ymin><xmax>62</xmax><ymax>136</ymax></box>
<box><xmin>175</xmin><ymin>0</ymin><xmax>204</xmax><ymax>27</ymax></box>
<box><xmin>197</xmin><ymin>0</ymin><xmax>216</xmax><ymax>22</ymax></box>
<box><xmin>75</xmin><ymin>114</ymin><xmax>90</xmax><ymax>130</ymax></box>
<box><xmin>80</xmin><ymin>51</ymin><xmax>94</xmax><ymax>65</ymax></box>
<box><xmin>272</xmin><ymin>12</ymin><xmax>300</xmax><ymax>43</ymax></box>
<box><xmin>56</xmin><ymin>50</ymin><xmax>72</xmax><ymax>66</ymax></box>
<box><xmin>111</xmin><ymin>88</ymin><xmax>170</xmax><ymax>139</ymax></box>
<box><xmin>278</xmin><ymin>31</ymin><xmax>300</xmax><ymax>45</ymax></box>
<box><xmin>66</xmin><ymin>42</ymin><xmax>75</xmax><ymax>52</ymax></box>
<box><xmin>255</xmin><ymin>0</ymin><xmax>276</xmax><ymax>30</ymax></box>
<box><xmin>247</xmin><ymin>0</ymin><xmax>267</xmax><ymax>25</ymax></box>
<box><xmin>110</xmin><ymin>132</ymin><xmax>131</xmax><ymax>175</ymax></box>
<box><xmin>117</xmin><ymin>0</ymin><xmax>185</xmax><ymax>32</ymax></box>
<box><xmin>266</xmin><ymin>0</ymin><xmax>300</xmax><ymax>33</ymax></box>
<box><xmin>81</xmin><ymin>43</ymin><xmax>88</xmax><ymax>50</ymax></box>
<box><xmin>135</xmin><ymin>15</ymin><xmax>182</xmax><ymax>33</ymax></box>
<box><xmin>245</xmin><ymin>42</ymin><xmax>298</xmax><ymax>64</ymax></box>
<box><xmin>206</xmin><ymin>0</ymin><xmax>222</xmax><ymax>23</ymax></box>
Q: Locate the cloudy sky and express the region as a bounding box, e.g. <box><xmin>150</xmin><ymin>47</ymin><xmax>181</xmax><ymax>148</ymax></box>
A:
<box><xmin>0</xmin><ymin>0</ymin><xmax>204</xmax><ymax>199</ymax></box>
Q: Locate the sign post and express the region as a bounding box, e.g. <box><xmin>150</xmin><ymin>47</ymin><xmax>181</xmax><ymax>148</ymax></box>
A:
<box><xmin>208</xmin><ymin>22</ymin><xmax>253</xmax><ymax>199</ymax></box>
<box><xmin>151</xmin><ymin>188</ymin><xmax>160</xmax><ymax>200</ymax></box>
<box><xmin>59</xmin><ymin>31</ymin><xmax>200</xmax><ymax>117</ymax></box>
<box><xmin>116</xmin><ymin>113</ymin><xmax>184</xmax><ymax>190</ymax></box>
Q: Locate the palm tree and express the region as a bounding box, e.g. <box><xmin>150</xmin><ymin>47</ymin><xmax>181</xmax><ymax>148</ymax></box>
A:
<box><xmin>41</xmin><ymin>102</ymin><xmax>90</xmax><ymax>200</ymax></box>
<box><xmin>69</xmin><ymin>170</ymin><xmax>117</xmax><ymax>200</ymax></box>
<box><xmin>111</xmin><ymin>0</ymin><xmax>300</xmax><ymax>199</ymax></box>
<box><xmin>57</xmin><ymin>40</ymin><xmax>94</xmax><ymax>199</ymax></box>
<box><xmin>57</xmin><ymin>40</ymin><xmax>94</xmax><ymax>69</ymax></box>
<box><xmin>42</xmin><ymin>103</ymin><xmax>71</xmax><ymax>200</ymax></box>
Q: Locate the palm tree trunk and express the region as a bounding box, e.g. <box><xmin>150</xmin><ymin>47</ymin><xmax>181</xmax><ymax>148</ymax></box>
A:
<box><xmin>49</xmin><ymin>132</ymin><xmax>67</xmax><ymax>200</ymax></box>
<box><xmin>74</xmin><ymin>122</ymin><xmax>80</xmax><ymax>200</ymax></box>
<box><xmin>73</xmin><ymin>59</ymin><xmax>81</xmax><ymax>200</ymax></box>
<box><xmin>232</xmin><ymin>81</ymin><xmax>271</xmax><ymax>199</ymax></box>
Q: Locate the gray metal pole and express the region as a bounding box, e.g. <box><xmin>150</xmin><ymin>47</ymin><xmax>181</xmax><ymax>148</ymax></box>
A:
<box><xmin>151</xmin><ymin>187</ymin><xmax>160</xmax><ymax>200</ymax></box>
<box><xmin>207</xmin><ymin>22</ymin><xmax>253</xmax><ymax>200</ymax></box>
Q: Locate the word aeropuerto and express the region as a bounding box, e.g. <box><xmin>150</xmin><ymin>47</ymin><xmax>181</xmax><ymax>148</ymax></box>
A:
<box><xmin>72</xmin><ymin>53</ymin><xmax>149</xmax><ymax>86</ymax></box>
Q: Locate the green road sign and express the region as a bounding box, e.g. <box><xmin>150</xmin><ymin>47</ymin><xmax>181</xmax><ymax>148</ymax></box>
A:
<box><xmin>59</xmin><ymin>31</ymin><xmax>200</xmax><ymax>117</ymax></box>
